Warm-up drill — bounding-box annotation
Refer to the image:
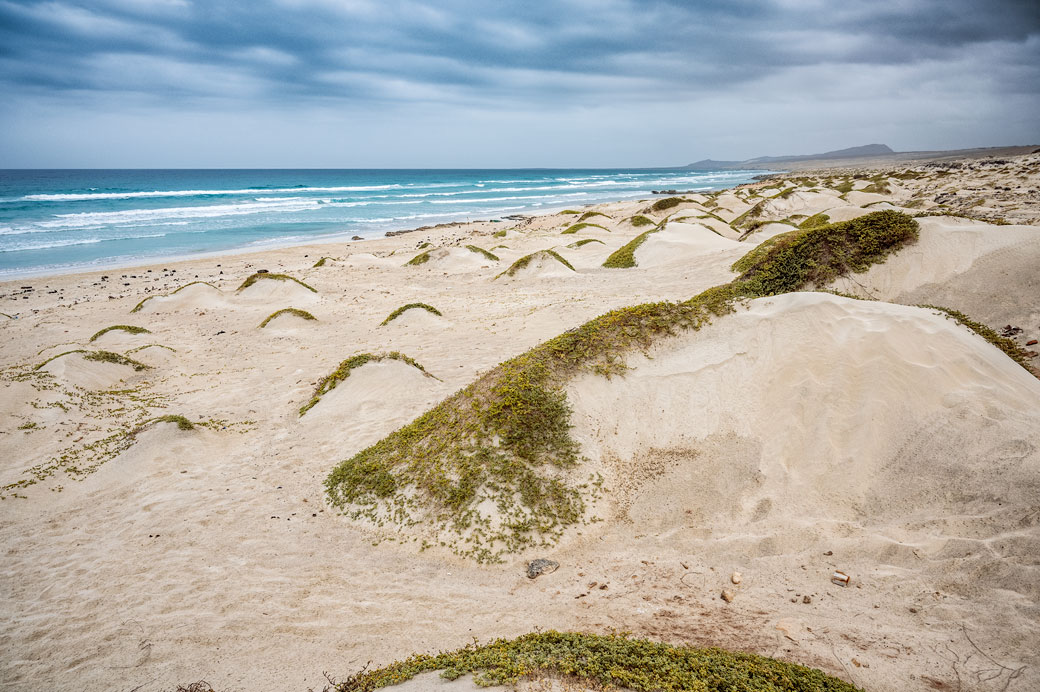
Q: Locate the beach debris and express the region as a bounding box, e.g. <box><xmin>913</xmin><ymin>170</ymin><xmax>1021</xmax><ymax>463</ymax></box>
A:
<box><xmin>526</xmin><ymin>559</ymin><xmax>559</xmax><ymax>580</ymax></box>
<box><xmin>831</xmin><ymin>570</ymin><xmax>851</xmax><ymax>587</ymax></box>
<box><xmin>730</xmin><ymin>571</ymin><xmax>742</xmax><ymax>584</ymax></box>
<box><xmin>352</xmin><ymin>235</ymin><xmax>363</xmax><ymax>240</ymax></box>
<box><xmin>257</xmin><ymin>269</ymin><xmax>269</xmax><ymax>274</ymax></box>
<box><xmin>721</xmin><ymin>589</ymin><xmax>736</xmax><ymax>603</ymax></box>
<box><xmin>803</xmin><ymin>595</ymin><xmax>812</xmax><ymax>604</ymax></box>
<box><xmin>1027</xmin><ymin>339</ymin><xmax>1038</xmax><ymax>346</ymax></box>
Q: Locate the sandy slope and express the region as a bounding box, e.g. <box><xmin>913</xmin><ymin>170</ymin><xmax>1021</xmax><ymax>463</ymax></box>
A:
<box><xmin>1</xmin><ymin>156</ymin><xmax>1040</xmax><ymax>692</ymax></box>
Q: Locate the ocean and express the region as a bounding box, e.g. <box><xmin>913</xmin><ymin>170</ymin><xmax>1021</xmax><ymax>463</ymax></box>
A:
<box><xmin>0</xmin><ymin>168</ymin><xmax>763</xmax><ymax>278</ymax></box>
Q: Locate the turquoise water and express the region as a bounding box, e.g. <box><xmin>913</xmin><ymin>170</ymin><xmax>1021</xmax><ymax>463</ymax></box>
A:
<box><xmin>0</xmin><ymin>168</ymin><xmax>762</xmax><ymax>277</ymax></box>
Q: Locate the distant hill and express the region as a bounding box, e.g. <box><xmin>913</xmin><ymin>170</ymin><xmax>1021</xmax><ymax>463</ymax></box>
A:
<box><xmin>686</xmin><ymin>144</ymin><xmax>894</xmax><ymax>170</ymax></box>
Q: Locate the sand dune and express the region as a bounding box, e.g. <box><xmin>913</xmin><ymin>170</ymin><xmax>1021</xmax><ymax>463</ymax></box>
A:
<box><xmin>632</xmin><ymin>222</ymin><xmax>742</xmax><ymax>268</ymax></box>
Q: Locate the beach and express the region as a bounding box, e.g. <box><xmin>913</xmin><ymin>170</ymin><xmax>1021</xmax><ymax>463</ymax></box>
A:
<box><xmin>2</xmin><ymin>151</ymin><xmax>1039</xmax><ymax>692</ymax></box>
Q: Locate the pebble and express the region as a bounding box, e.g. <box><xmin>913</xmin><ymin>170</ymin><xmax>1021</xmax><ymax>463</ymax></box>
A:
<box><xmin>526</xmin><ymin>558</ymin><xmax>559</xmax><ymax>580</ymax></box>
<box><xmin>803</xmin><ymin>595</ymin><xmax>812</xmax><ymax>604</ymax></box>
<box><xmin>721</xmin><ymin>589</ymin><xmax>736</xmax><ymax>603</ymax></box>
<box><xmin>730</xmin><ymin>571</ymin><xmax>742</xmax><ymax>584</ymax></box>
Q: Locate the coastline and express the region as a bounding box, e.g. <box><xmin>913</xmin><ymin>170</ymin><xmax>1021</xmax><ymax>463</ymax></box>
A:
<box><xmin>2</xmin><ymin>152</ymin><xmax>1039</xmax><ymax>691</ymax></box>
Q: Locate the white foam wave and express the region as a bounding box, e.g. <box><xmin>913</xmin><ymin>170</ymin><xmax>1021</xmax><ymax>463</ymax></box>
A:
<box><xmin>1</xmin><ymin>232</ymin><xmax>167</xmax><ymax>253</ymax></box>
<box><xmin>21</xmin><ymin>184</ymin><xmax>406</xmax><ymax>202</ymax></box>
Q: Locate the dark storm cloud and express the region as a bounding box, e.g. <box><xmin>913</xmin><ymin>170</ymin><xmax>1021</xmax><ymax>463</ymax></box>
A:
<box><xmin>1</xmin><ymin>0</ymin><xmax>1037</xmax><ymax>106</ymax></box>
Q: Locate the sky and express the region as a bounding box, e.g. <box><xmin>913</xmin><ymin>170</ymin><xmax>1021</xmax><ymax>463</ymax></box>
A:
<box><xmin>1</xmin><ymin>0</ymin><xmax>1039</xmax><ymax>168</ymax></box>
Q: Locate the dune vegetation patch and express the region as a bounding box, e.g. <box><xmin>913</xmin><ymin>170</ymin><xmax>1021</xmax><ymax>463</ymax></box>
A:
<box><xmin>624</xmin><ymin>214</ymin><xmax>656</xmax><ymax>227</ymax></box>
<box><xmin>125</xmin><ymin>343</ymin><xmax>176</xmax><ymax>355</ymax></box>
<box><xmin>136</xmin><ymin>414</ymin><xmax>196</xmax><ymax>433</ymax></box>
<box><xmin>496</xmin><ymin>250</ymin><xmax>576</xmax><ymax>279</ymax></box>
<box><xmin>326</xmin><ymin>630</ymin><xmax>860</xmax><ymax>692</ymax></box>
<box><xmin>465</xmin><ymin>245</ymin><xmax>500</xmax><ymax>262</ymax></box>
<box><xmin>35</xmin><ymin>349</ymin><xmax>150</xmax><ymax>372</ymax></box>
<box><xmin>492</xmin><ymin>229</ymin><xmax>508</xmax><ymax>238</ymax></box>
<box><xmin>131</xmin><ymin>281</ymin><xmax>220</xmax><ymax>313</ymax></box>
<box><xmin>559</xmin><ymin>209</ymin><xmax>581</xmax><ymax>215</ymax></box>
<box><xmin>312</xmin><ymin>256</ymin><xmax>339</xmax><ymax>267</ymax></box>
<box><xmin>566</xmin><ymin>238</ymin><xmax>605</xmax><ymax>249</ymax></box>
<box><xmin>405</xmin><ymin>250</ymin><xmax>432</xmax><ymax>266</ymax></box>
<box><xmin>799</xmin><ymin>213</ymin><xmax>831</xmax><ymax>230</ymax></box>
<box><xmin>381</xmin><ymin>303</ymin><xmax>443</xmax><ymax>326</ymax></box>
<box><xmin>300</xmin><ymin>352</ymin><xmax>435</xmax><ymax>416</ymax></box>
<box><xmin>89</xmin><ymin>325</ymin><xmax>151</xmax><ymax>342</ymax></box>
<box><xmin>601</xmin><ymin>227</ymin><xmax>663</xmax><ymax>268</ymax></box>
<box><xmin>577</xmin><ymin>210</ymin><xmax>609</xmax><ymax>222</ymax></box>
<box><xmin>258</xmin><ymin>308</ymin><xmax>318</xmax><ymax>329</ymax></box>
<box><xmin>325</xmin><ymin>211</ymin><xmax>920</xmax><ymax>561</ymax></box>
<box><xmin>561</xmin><ymin>222</ymin><xmax>609</xmax><ymax>235</ymax></box>
<box><xmin>730</xmin><ymin>200</ymin><xmax>767</xmax><ymax>230</ymax></box>
<box><xmin>237</xmin><ymin>273</ymin><xmax>316</xmax><ymax>293</ymax></box>
<box><xmin>648</xmin><ymin>196</ymin><xmax>683</xmax><ymax>212</ymax></box>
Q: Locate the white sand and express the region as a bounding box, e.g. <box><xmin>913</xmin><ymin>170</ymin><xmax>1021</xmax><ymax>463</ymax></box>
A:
<box><xmin>2</xmin><ymin>157</ymin><xmax>1040</xmax><ymax>692</ymax></box>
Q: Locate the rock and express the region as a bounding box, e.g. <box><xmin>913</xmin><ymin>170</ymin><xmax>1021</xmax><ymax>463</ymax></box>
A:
<box><xmin>803</xmin><ymin>595</ymin><xmax>812</xmax><ymax>604</ymax></box>
<box><xmin>1027</xmin><ymin>339</ymin><xmax>1038</xmax><ymax>346</ymax></box>
<box><xmin>730</xmin><ymin>571</ymin><xmax>742</xmax><ymax>584</ymax></box>
<box><xmin>352</xmin><ymin>235</ymin><xmax>363</xmax><ymax>240</ymax></box>
<box><xmin>721</xmin><ymin>589</ymin><xmax>736</xmax><ymax>603</ymax></box>
<box><xmin>526</xmin><ymin>559</ymin><xmax>559</xmax><ymax>579</ymax></box>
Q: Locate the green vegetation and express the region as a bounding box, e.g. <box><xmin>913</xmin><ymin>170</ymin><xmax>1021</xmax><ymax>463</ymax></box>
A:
<box><xmin>833</xmin><ymin>180</ymin><xmax>854</xmax><ymax>194</ymax></box>
<box><xmin>325</xmin><ymin>211</ymin><xmax>920</xmax><ymax>561</ymax></box>
<box><xmin>602</xmin><ymin>227</ymin><xmax>662</xmax><ymax>268</ymax></box>
<box><xmin>561</xmin><ymin>222</ymin><xmax>608</xmax><ymax>235</ymax></box>
<box><xmin>730</xmin><ymin>200</ymin><xmax>767</xmax><ymax>230</ymax></box>
<box><xmin>300</xmin><ymin>352</ymin><xmax>435</xmax><ymax>416</ymax></box>
<box><xmin>327</xmin><ymin>631</ymin><xmax>859</xmax><ymax>692</ymax></box>
<box><xmin>492</xmin><ymin>229</ymin><xmax>508</xmax><ymax>238</ymax></box>
<box><xmin>237</xmin><ymin>273</ymin><xmax>316</xmax><ymax>293</ymax></box>
<box><xmin>381</xmin><ymin>303</ymin><xmax>443</xmax><ymax>326</ymax></box>
<box><xmin>131</xmin><ymin>281</ymin><xmax>219</xmax><ymax>313</ymax></box>
<box><xmin>577</xmin><ymin>210</ymin><xmax>609</xmax><ymax>222</ymax></box>
<box><xmin>125</xmin><ymin>343</ymin><xmax>176</xmax><ymax>355</ymax></box>
<box><xmin>558</xmin><ymin>209</ymin><xmax>580</xmax><ymax>215</ymax></box>
<box><xmin>140</xmin><ymin>414</ymin><xmax>196</xmax><ymax>432</ymax></box>
<box><xmin>83</xmin><ymin>350</ymin><xmax>150</xmax><ymax>371</ymax></box>
<box><xmin>312</xmin><ymin>256</ymin><xmax>339</xmax><ymax>267</ymax></box>
<box><xmin>566</xmin><ymin>238</ymin><xmax>605</xmax><ymax>249</ymax></box>
<box><xmin>89</xmin><ymin>325</ymin><xmax>151</xmax><ymax>342</ymax></box>
<box><xmin>625</xmin><ymin>214</ymin><xmax>656</xmax><ymax>227</ymax></box>
<box><xmin>258</xmin><ymin>308</ymin><xmax>318</xmax><ymax>328</ymax></box>
<box><xmin>418</xmin><ymin>242</ymin><xmax>432</xmax><ymax>249</ymax></box>
<box><xmin>18</xmin><ymin>421</ymin><xmax>38</xmax><ymax>431</ymax></box>
<box><xmin>496</xmin><ymin>250</ymin><xmax>576</xmax><ymax>279</ymax></box>
<box><xmin>405</xmin><ymin>250</ymin><xmax>432</xmax><ymax>266</ymax></box>
<box><xmin>649</xmin><ymin>196</ymin><xmax>683</xmax><ymax>212</ymax></box>
<box><xmin>922</xmin><ymin>305</ymin><xmax>1039</xmax><ymax>378</ymax></box>
<box><xmin>465</xmin><ymin>245</ymin><xmax>500</xmax><ymax>262</ymax></box>
<box><xmin>799</xmin><ymin>212</ymin><xmax>831</xmax><ymax>230</ymax></box>
<box><xmin>35</xmin><ymin>349</ymin><xmax>149</xmax><ymax>372</ymax></box>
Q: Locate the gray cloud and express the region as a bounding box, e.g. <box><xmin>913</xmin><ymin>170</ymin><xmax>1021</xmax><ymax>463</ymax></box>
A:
<box><xmin>0</xmin><ymin>0</ymin><xmax>1038</xmax><ymax>166</ymax></box>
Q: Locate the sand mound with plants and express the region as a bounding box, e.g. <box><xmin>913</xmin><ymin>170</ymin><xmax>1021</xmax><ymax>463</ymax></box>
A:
<box><xmin>132</xmin><ymin>281</ymin><xmax>227</xmax><ymax>313</ymax></box>
<box><xmin>36</xmin><ymin>350</ymin><xmax>149</xmax><ymax>390</ymax></box>
<box><xmin>830</xmin><ymin>217</ymin><xmax>1040</xmax><ymax>331</ymax></box>
<box><xmin>235</xmin><ymin>273</ymin><xmax>319</xmax><ymax>303</ymax></box>
<box><xmin>406</xmin><ymin>246</ymin><xmax>496</xmax><ymax>273</ymax></box>
<box><xmin>496</xmin><ymin>249</ymin><xmax>576</xmax><ymax>280</ymax></box>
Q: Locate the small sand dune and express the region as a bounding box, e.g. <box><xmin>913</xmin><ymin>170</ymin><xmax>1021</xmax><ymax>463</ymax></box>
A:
<box><xmin>236</xmin><ymin>276</ymin><xmax>319</xmax><ymax>304</ymax></box>
<box><xmin>37</xmin><ymin>351</ymin><xmax>144</xmax><ymax>390</ymax></box>
<box><xmin>134</xmin><ymin>281</ymin><xmax>227</xmax><ymax>313</ymax></box>
<box><xmin>632</xmin><ymin>222</ymin><xmax>742</xmax><ymax>268</ymax></box>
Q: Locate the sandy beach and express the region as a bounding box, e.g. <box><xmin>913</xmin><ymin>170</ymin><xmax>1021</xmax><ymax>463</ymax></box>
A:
<box><xmin>2</xmin><ymin>152</ymin><xmax>1040</xmax><ymax>692</ymax></box>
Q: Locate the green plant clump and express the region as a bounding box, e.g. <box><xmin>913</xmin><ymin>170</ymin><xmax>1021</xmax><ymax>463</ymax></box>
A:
<box><xmin>35</xmin><ymin>349</ymin><xmax>149</xmax><ymax>371</ymax></box>
<box><xmin>799</xmin><ymin>213</ymin><xmax>831</xmax><ymax>230</ymax></box>
<box><xmin>89</xmin><ymin>325</ymin><xmax>151</xmax><ymax>342</ymax></box>
<box><xmin>381</xmin><ymin>303</ymin><xmax>443</xmax><ymax>326</ymax></box>
<box><xmin>625</xmin><ymin>214</ymin><xmax>656</xmax><ymax>227</ymax></box>
<box><xmin>237</xmin><ymin>273</ymin><xmax>316</xmax><ymax>293</ymax></box>
<box><xmin>327</xmin><ymin>631</ymin><xmax>860</xmax><ymax>692</ymax></box>
<box><xmin>577</xmin><ymin>210</ymin><xmax>609</xmax><ymax>222</ymax></box>
<box><xmin>300</xmin><ymin>352</ymin><xmax>434</xmax><ymax>416</ymax></box>
<box><xmin>566</xmin><ymin>238</ymin><xmax>605</xmax><ymax>249</ymax></box>
<box><xmin>405</xmin><ymin>250</ymin><xmax>432</xmax><ymax>266</ymax></box>
<box><xmin>602</xmin><ymin>227</ymin><xmax>662</xmax><ymax>268</ymax></box>
<box><xmin>560</xmin><ymin>222</ymin><xmax>608</xmax><ymax>235</ymax></box>
<box><xmin>496</xmin><ymin>250</ymin><xmax>575</xmax><ymax>279</ymax></box>
<box><xmin>258</xmin><ymin>308</ymin><xmax>318</xmax><ymax>328</ymax></box>
<box><xmin>465</xmin><ymin>245</ymin><xmax>500</xmax><ymax>262</ymax></box>
<box><xmin>558</xmin><ymin>209</ymin><xmax>580</xmax><ymax>215</ymax></box>
<box><xmin>492</xmin><ymin>229</ymin><xmax>508</xmax><ymax>238</ymax></box>
<box><xmin>313</xmin><ymin>256</ymin><xmax>339</xmax><ymax>267</ymax></box>
<box><xmin>326</xmin><ymin>211</ymin><xmax>919</xmax><ymax>561</ymax></box>
<box><xmin>144</xmin><ymin>414</ymin><xmax>196</xmax><ymax>431</ymax></box>
<box><xmin>650</xmin><ymin>196</ymin><xmax>683</xmax><ymax>212</ymax></box>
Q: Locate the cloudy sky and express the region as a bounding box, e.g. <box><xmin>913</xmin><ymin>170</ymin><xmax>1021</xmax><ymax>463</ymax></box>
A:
<box><xmin>1</xmin><ymin>0</ymin><xmax>1038</xmax><ymax>168</ymax></box>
